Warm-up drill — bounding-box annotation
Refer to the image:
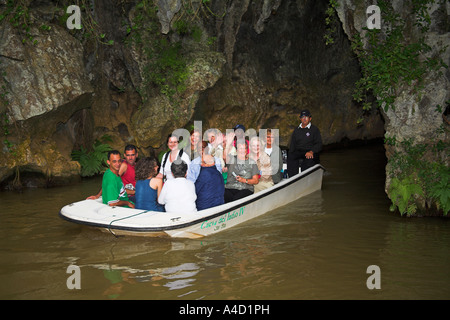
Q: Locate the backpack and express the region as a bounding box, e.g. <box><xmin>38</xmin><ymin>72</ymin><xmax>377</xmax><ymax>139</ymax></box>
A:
<box><xmin>161</xmin><ymin>149</ymin><xmax>184</xmax><ymax>181</ymax></box>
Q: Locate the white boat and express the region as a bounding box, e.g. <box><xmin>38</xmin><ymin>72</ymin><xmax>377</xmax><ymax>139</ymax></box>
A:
<box><xmin>59</xmin><ymin>164</ymin><xmax>324</xmax><ymax>239</ymax></box>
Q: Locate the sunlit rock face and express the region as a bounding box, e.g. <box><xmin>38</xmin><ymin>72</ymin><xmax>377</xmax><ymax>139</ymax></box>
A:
<box><xmin>0</xmin><ymin>22</ymin><xmax>92</xmax><ymax>121</ymax></box>
<box><xmin>0</xmin><ymin>4</ymin><xmax>92</xmax><ymax>187</ymax></box>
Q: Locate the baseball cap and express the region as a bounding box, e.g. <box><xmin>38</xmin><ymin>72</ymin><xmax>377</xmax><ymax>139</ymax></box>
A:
<box><xmin>234</xmin><ymin>124</ymin><xmax>246</xmax><ymax>131</ymax></box>
<box><xmin>300</xmin><ymin>109</ymin><xmax>311</xmax><ymax>118</ymax></box>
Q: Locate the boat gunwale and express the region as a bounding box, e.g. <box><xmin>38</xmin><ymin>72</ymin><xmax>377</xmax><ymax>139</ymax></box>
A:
<box><xmin>59</xmin><ymin>164</ymin><xmax>324</xmax><ymax>233</ymax></box>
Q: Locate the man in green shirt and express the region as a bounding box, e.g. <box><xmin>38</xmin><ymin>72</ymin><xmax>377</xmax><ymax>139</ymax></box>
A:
<box><xmin>102</xmin><ymin>150</ymin><xmax>135</xmax><ymax>208</ymax></box>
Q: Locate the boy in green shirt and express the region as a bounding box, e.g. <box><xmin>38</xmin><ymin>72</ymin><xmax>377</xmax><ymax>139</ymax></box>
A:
<box><xmin>102</xmin><ymin>150</ymin><xmax>135</xmax><ymax>208</ymax></box>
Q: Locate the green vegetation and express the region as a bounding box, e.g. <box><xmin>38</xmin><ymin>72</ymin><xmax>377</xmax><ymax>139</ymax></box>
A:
<box><xmin>359</xmin><ymin>1</ymin><xmax>449</xmax><ymax>216</ymax></box>
<box><xmin>0</xmin><ymin>112</ymin><xmax>14</xmax><ymax>155</ymax></box>
<box><xmin>389</xmin><ymin>175</ymin><xmax>424</xmax><ymax>216</ymax></box>
<box><xmin>71</xmin><ymin>135</ymin><xmax>112</xmax><ymax>177</ymax></box>
<box><xmin>325</xmin><ymin>0</ymin><xmax>449</xmax><ymax>216</ymax></box>
<box><xmin>386</xmin><ymin>135</ymin><xmax>450</xmax><ymax>216</ymax></box>
<box><xmin>0</xmin><ymin>0</ymin><xmax>36</xmax><ymax>44</ymax></box>
<box><xmin>324</xmin><ymin>0</ymin><xmax>339</xmax><ymax>46</ymax></box>
<box><xmin>124</xmin><ymin>0</ymin><xmax>190</xmax><ymax>102</ymax></box>
<box><xmin>58</xmin><ymin>0</ymin><xmax>114</xmax><ymax>45</ymax></box>
<box><xmin>325</xmin><ymin>0</ymin><xmax>447</xmax><ymax>116</ymax></box>
<box><xmin>0</xmin><ymin>60</ymin><xmax>15</xmax><ymax>156</ymax></box>
<box><xmin>124</xmin><ymin>0</ymin><xmax>223</xmax><ymax>103</ymax></box>
<box><xmin>351</xmin><ymin>0</ymin><xmax>447</xmax><ymax>116</ymax></box>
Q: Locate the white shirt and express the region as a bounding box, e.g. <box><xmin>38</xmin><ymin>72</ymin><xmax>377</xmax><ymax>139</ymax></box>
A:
<box><xmin>298</xmin><ymin>122</ymin><xmax>312</xmax><ymax>129</ymax></box>
<box><xmin>158</xmin><ymin>178</ymin><xmax>197</xmax><ymax>214</ymax></box>
<box><xmin>159</xmin><ymin>151</ymin><xmax>191</xmax><ymax>180</ymax></box>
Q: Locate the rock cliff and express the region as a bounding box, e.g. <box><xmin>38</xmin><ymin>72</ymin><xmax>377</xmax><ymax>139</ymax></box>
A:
<box><xmin>0</xmin><ymin>0</ymin><xmax>387</xmax><ymax>188</ymax></box>
<box><xmin>335</xmin><ymin>0</ymin><xmax>449</xmax><ymax>215</ymax></box>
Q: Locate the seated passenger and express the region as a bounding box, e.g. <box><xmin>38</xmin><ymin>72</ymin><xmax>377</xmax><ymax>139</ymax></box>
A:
<box><xmin>224</xmin><ymin>140</ymin><xmax>259</xmax><ymax>203</ymax></box>
<box><xmin>134</xmin><ymin>157</ymin><xmax>165</xmax><ymax>212</ymax></box>
<box><xmin>233</xmin><ymin>124</ymin><xmax>249</xmax><ymax>153</ymax></box>
<box><xmin>264</xmin><ymin>129</ymin><xmax>283</xmax><ymax>184</ymax></box>
<box><xmin>249</xmin><ymin>136</ymin><xmax>274</xmax><ymax>193</ymax></box>
<box><xmin>158</xmin><ymin>160</ymin><xmax>197</xmax><ymax>214</ymax></box>
<box><xmin>188</xmin><ymin>129</ymin><xmax>202</xmax><ymax>160</ymax></box>
<box><xmin>210</xmin><ymin>132</ymin><xmax>226</xmax><ymax>169</ymax></box>
<box><xmin>101</xmin><ymin>150</ymin><xmax>135</xmax><ymax>208</ymax></box>
<box><xmin>195</xmin><ymin>155</ymin><xmax>225</xmax><ymax>210</ymax></box>
<box><xmin>156</xmin><ymin>134</ymin><xmax>191</xmax><ymax>181</ymax></box>
<box><xmin>187</xmin><ymin>141</ymin><xmax>222</xmax><ymax>183</ymax></box>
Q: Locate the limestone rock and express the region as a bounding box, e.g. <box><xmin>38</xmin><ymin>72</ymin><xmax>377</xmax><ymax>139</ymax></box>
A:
<box><xmin>156</xmin><ymin>0</ymin><xmax>182</xmax><ymax>34</ymax></box>
<box><xmin>131</xmin><ymin>50</ymin><xmax>226</xmax><ymax>148</ymax></box>
<box><xmin>0</xmin><ymin>23</ymin><xmax>93</xmax><ymax>121</ymax></box>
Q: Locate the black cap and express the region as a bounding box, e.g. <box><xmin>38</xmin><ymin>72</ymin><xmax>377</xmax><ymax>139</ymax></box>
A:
<box><xmin>234</xmin><ymin>124</ymin><xmax>245</xmax><ymax>131</ymax></box>
<box><xmin>300</xmin><ymin>109</ymin><xmax>311</xmax><ymax>118</ymax></box>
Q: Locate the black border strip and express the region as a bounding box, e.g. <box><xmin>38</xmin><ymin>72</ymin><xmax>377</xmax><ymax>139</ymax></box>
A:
<box><xmin>59</xmin><ymin>165</ymin><xmax>324</xmax><ymax>233</ymax></box>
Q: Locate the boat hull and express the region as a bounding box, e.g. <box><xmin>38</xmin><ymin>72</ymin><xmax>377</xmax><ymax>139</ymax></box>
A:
<box><xmin>59</xmin><ymin>164</ymin><xmax>324</xmax><ymax>239</ymax></box>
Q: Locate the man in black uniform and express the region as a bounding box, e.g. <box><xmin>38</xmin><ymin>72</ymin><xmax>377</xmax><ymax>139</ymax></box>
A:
<box><xmin>287</xmin><ymin>109</ymin><xmax>322</xmax><ymax>177</ymax></box>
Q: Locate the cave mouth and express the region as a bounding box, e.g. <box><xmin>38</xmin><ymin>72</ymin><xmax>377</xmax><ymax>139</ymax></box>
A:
<box><xmin>193</xmin><ymin>0</ymin><xmax>384</xmax><ymax>147</ymax></box>
<box><xmin>0</xmin><ymin>165</ymin><xmax>83</xmax><ymax>191</ymax></box>
<box><xmin>0</xmin><ymin>168</ymin><xmax>50</xmax><ymax>190</ymax></box>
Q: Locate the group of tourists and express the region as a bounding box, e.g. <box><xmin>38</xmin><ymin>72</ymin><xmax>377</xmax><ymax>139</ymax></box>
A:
<box><xmin>87</xmin><ymin>109</ymin><xmax>322</xmax><ymax>215</ymax></box>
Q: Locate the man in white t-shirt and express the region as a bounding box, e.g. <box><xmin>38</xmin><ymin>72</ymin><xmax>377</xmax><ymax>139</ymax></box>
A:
<box><xmin>158</xmin><ymin>160</ymin><xmax>197</xmax><ymax>214</ymax></box>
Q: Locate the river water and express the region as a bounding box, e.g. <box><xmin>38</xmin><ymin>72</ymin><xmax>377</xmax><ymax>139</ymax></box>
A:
<box><xmin>0</xmin><ymin>143</ymin><xmax>449</xmax><ymax>300</ymax></box>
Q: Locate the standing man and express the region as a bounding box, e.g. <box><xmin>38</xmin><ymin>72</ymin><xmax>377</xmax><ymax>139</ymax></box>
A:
<box><xmin>287</xmin><ymin>109</ymin><xmax>322</xmax><ymax>177</ymax></box>
<box><xmin>102</xmin><ymin>150</ymin><xmax>135</xmax><ymax>208</ymax></box>
<box><xmin>119</xmin><ymin>144</ymin><xmax>138</xmax><ymax>202</ymax></box>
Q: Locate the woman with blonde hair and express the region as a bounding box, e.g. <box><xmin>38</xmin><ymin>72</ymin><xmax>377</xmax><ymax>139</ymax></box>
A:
<box><xmin>249</xmin><ymin>136</ymin><xmax>274</xmax><ymax>192</ymax></box>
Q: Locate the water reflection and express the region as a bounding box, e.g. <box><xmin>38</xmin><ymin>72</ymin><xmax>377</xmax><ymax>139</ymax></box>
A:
<box><xmin>1</xmin><ymin>144</ymin><xmax>449</xmax><ymax>299</ymax></box>
<box><xmin>88</xmin><ymin>262</ymin><xmax>201</xmax><ymax>299</ymax></box>
<box><xmin>64</xmin><ymin>194</ymin><xmax>325</xmax><ymax>300</ymax></box>
<box><xmin>64</xmin><ymin>236</ymin><xmax>206</xmax><ymax>299</ymax></box>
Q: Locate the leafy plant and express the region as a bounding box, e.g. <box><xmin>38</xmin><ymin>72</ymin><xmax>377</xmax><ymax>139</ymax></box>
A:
<box><xmin>324</xmin><ymin>0</ymin><xmax>449</xmax><ymax>216</ymax></box>
<box><xmin>428</xmin><ymin>174</ymin><xmax>450</xmax><ymax>215</ymax></box>
<box><xmin>124</xmin><ymin>1</ymin><xmax>189</xmax><ymax>101</ymax></box>
<box><xmin>144</xmin><ymin>38</ymin><xmax>189</xmax><ymax>98</ymax></box>
<box><xmin>326</xmin><ymin>0</ymin><xmax>448</xmax><ymax>116</ymax></box>
<box><xmin>388</xmin><ymin>137</ymin><xmax>450</xmax><ymax>216</ymax></box>
<box><xmin>324</xmin><ymin>0</ymin><xmax>339</xmax><ymax>45</ymax></box>
<box><xmin>71</xmin><ymin>136</ymin><xmax>112</xmax><ymax>177</ymax></box>
<box><xmin>1</xmin><ymin>0</ymin><xmax>37</xmax><ymax>45</ymax></box>
<box><xmin>389</xmin><ymin>175</ymin><xmax>424</xmax><ymax>216</ymax></box>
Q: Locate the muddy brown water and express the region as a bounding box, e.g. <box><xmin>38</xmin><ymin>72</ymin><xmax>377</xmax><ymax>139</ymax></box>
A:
<box><xmin>1</xmin><ymin>143</ymin><xmax>449</xmax><ymax>300</ymax></box>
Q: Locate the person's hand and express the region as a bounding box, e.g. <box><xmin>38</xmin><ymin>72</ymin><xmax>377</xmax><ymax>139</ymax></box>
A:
<box><xmin>225</xmin><ymin>132</ymin><xmax>235</xmax><ymax>146</ymax></box>
<box><xmin>86</xmin><ymin>195</ymin><xmax>98</xmax><ymax>200</ymax></box>
<box><xmin>236</xmin><ymin>176</ymin><xmax>246</xmax><ymax>184</ymax></box>
<box><xmin>305</xmin><ymin>151</ymin><xmax>314</xmax><ymax>159</ymax></box>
